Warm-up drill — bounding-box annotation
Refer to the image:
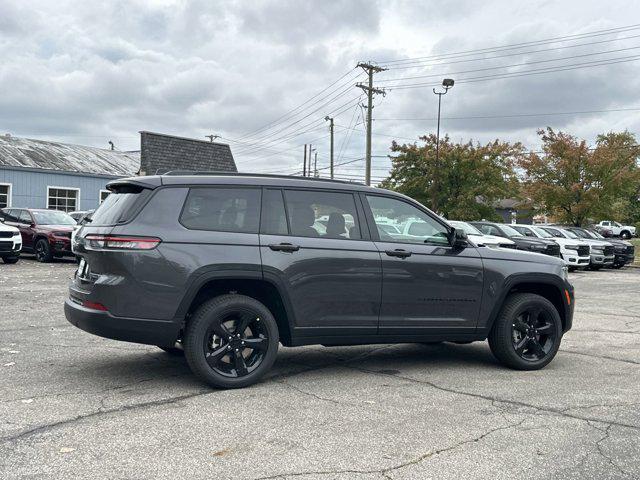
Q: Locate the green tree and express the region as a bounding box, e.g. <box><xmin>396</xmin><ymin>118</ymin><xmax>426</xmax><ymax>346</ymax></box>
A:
<box><xmin>518</xmin><ymin>128</ymin><xmax>640</xmax><ymax>226</ymax></box>
<box><xmin>380</xmin><ymin>134</ymin><xmax>523</xmax><ymax>220</ymax></box>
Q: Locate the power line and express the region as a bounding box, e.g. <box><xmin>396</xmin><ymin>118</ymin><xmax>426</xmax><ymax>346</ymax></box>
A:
<box><xmin>376</xmin><ymin>23</ymin><xmax>640</xmax><ymax>65</ymax></box>
<box><xmin>377</xmin><ymin>45</ymin><xmax>640</xmax><ymax>84</ymax></box>
<box><xmin>383</xmin><ymin>33</ymin><xmax>640</xmax><ymax>70</ymax></box>
<box><xmin>374</xmin><ymin>106</ymin><xmax>640</xmax><ymax>121</ymax></box>
<box><xmin>385</xmin><ymin>54</ymin><xmax>640</xmax><ymax>90</ymax></box>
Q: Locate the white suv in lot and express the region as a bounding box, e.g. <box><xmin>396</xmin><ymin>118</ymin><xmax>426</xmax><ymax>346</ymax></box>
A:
<box><xmin>512</xmin><ymin>224</ymin><xmax>590</xmax><ymax>270</ymax></box>
<box><xmin>597</xmin><ymin>221</ymin><xmax>636</xmax><ymax>239</ymax></box>
<box><xmin>0</xmin><ymin>218</ymin><xmax>22</xmax><ymax>264</ymax></box>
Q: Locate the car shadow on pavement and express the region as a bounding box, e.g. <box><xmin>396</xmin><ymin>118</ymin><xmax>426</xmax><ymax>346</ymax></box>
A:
<box><xmin>64</xmin><ymin>342</ymin><xmax>499</xmax><ymax>391</ymax></box>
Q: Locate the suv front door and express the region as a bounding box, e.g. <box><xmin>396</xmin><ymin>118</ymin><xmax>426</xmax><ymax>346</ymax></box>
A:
<box><xmin>362</xmin><ymin>194</ymin><xmax>483</xmax><ymax>335</ymax></box>
<box><xmin>260</xmin><ymin>188</ymin><xmax>382</xmax><ymax>339</ymax></box>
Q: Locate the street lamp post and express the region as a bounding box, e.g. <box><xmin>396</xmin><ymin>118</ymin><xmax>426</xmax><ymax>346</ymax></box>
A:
<box><xmin>431</xmin><ymin>78</ymin><xmax>454</xmax><ymax>212</ymax></box>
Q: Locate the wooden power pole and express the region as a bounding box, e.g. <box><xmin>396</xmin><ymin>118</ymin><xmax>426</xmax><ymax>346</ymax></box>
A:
<box><xmin>325</xmin><ymin>116</ymin><xmax>334</xmax><ymax>179</ymax></box>
<box><xmin>356</xmin><ymin>62</ymin><xmax>386</xmax><ymax>186</ymax></box>
<box><xmin>303</xmin><ymin>144</ymin><xmax>307</xmax><ymax>177</ymax></box>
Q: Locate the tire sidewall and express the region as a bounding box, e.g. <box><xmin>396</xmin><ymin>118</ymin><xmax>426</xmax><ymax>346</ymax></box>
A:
<box><xmin>35</xmin><ymin>239</ymin><xmax>52</xmax><ymax>262</ymax></box>
<box><xmin>184</xmin><ymin>294</ymin><xmax>280</xmax><ymax>389</ymax></box>
<box><xmin>491</xmin><ymin>294</ymin><xmax>563</xmax><ymax>370</ymax></box>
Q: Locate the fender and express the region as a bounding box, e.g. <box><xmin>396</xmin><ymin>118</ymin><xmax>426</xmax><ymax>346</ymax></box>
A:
<box><xmin>480</xmin><ymin>272</ymin><xmax>572</xmax><ymax>335</ymax></box>
<box><xmin>172</xmin><ymin>265</ymin><xmax>298</xmax><ymax>339</ymax></box>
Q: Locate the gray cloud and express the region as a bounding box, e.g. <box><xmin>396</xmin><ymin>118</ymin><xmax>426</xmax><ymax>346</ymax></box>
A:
<box><xmin>0</xmin><ymin>0</ymin><xmax>638</xmax><ymax>177</ymax></box>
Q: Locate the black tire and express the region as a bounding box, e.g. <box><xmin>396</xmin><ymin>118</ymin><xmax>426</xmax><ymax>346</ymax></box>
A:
<box><xmin>613</xmin><ymin>263</ymin><xmax>624</xmax><ymax>269</ymax></box>
<box><xmin>2</xmin><ymin>256</ymin><xmax>19</xmax><ymax>264</ymax></box>
<box><xmin>35</xmin><ymin>239</ymin><xmax>53</xmax><ymax>263</ymax></box>
<box><xmin>620</xmin><ymin>231</ymin><xmax>630</xmax><ymax>239</ymax></box>
<box><xmin>183</xmin><ymin>294</ymin><xmax>279</xmax><ymax>389</ymax></box>
<box><xmin>488</xmin><ymin>293</ymin><xmax>562</xmax><ymax>370</ymax></box>
<box><xmin>589</xmin><ymin>264</ymin><xmax>602</xmax><ymax>271</ymax></box>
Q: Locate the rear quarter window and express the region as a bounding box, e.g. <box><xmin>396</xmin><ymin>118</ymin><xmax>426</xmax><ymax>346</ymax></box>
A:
<box><xmin>180</xmin><ymin>187</ymin><xmax>261</xmax><ymax>233</ymax></box>
<box><xmin>90</xmin><ymin>187</ymin><xmax>152</xmax><ymax>226</ymax></box>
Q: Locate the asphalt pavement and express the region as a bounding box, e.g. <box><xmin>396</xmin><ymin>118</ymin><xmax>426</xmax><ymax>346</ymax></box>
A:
<box><xmin>1</xmin><ymin>257</ymin><xmax>639</xmax><ymax>479</ymax></box>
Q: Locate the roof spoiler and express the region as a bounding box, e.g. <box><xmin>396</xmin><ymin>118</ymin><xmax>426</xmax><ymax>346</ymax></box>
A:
<box><xmin>106</xmin><ymin>176</ymin><xmax>162</xmax><ymax>193</ymax></box>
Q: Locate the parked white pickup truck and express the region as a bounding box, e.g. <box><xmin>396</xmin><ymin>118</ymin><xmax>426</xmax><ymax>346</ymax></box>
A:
<box><xmin>597</xmin><ymin>221</ymin><xmax>636</xmax><ymax>239</ymax></box>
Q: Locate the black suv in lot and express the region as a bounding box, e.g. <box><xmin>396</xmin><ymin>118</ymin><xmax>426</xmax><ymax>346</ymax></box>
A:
<box><xmin>65</xmin><ymin>174</ymin><xmax>574</xmax><ymax>388</ymax></box>
<box><xmin>469</xmin><ymin>221</ymin><xmax>561</xmax><ymax>257</ymax></box>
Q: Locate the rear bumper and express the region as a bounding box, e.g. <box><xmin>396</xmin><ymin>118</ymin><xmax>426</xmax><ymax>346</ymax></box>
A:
<box><xmin>64</xmin><ymin>298</ymin><xmax>181</xmax><ymax>347</ymax></box>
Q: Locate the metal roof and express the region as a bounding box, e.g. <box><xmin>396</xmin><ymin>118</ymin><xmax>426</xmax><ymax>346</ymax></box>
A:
<box><xmin>0</xmin><ymin>135</ymin><xmax>140</xmax><ymax>177</ymax></box>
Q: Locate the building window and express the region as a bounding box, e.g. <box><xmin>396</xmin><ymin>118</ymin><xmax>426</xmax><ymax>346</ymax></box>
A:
<box><xmin>0</xmin><ymin>184</ymin><xmax>10</xmax><ymax>209</ymax></box>
<box><xmin>99</xmin><ymin>190</ymin><xmax>111</xmax><ymax>203</ymax></box>
<box><xmin>47</xmin><ymin>187</ymin><xmax>79</xmax><ymax>212</ymax></box>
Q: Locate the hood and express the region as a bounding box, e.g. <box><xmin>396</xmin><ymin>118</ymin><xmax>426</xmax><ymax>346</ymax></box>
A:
<box><xmin>477</xmin><ymin>244</ymin><xmax>564</xmax><ymax>266</ymax></box>
<box><xmin>550</xmin><ymin>237</ymin><xmax>589</xmax><ymax>246</ymax></box>
<box><xmin>0</xmin><ymin>222</ymin><xmax>19</xmax><ymax>233</ymax></box>
<box><xmin>577</xmin><ymin>238</ymin><xmax>613</xmax><ymax>247</ymax></box>
<box><xmin>468</xmin><ymin>233</ymin><xmax>514</xmax><ymax>245</ymax></box>
<box><xmin>512</xmin><ymin>236</ymin><xmax>556</xmax><ymax>246</ymax></box>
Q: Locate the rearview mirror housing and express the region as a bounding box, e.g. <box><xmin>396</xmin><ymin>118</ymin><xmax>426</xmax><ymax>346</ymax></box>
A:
<box><xmin>449</xmin><ymin>227</ymin><xmax>469</xmax><ymax>249</ymax></box>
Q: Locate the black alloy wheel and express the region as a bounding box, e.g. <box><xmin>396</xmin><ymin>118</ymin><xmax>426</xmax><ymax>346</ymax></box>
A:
<box><xmin>511</xmin><ymin>307</ymin><xmax>557</xmax><ymax>362</ymax></box>
<box><xmin>184</xmin><ymin>294</ymin><xmax>279</xmax><ymax>389</ymax></box>
<box><xmin>203</xmin><ymin>310</ymin><xmax>269</xmax><ymax>378</ymax></box>
<box><xmin>35</xmin><ymin>239</ymin><xmax>52</xmax><ymax>263</ymax></box>
<box><xmin>488</xmin><ymin>293</ymin><xmax>562</xmax><ymax>370</ymax></box>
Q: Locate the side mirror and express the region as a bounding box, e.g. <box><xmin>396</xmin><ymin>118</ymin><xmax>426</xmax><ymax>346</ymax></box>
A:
<box><xmin>449</xmin><ymin>228</ymin><xmax>468</xmax><ymax>249</ymax></box>
<box><xmin>0</xmin><ymin>217</ymin><xmax>4</xmax><ymax>223</ymax></box>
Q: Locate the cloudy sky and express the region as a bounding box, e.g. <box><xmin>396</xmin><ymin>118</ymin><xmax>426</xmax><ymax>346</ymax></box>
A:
<box><xmin>1</xmin><ymin>0</ymin><xmax>639</xmax><ymax>182</ymax></box>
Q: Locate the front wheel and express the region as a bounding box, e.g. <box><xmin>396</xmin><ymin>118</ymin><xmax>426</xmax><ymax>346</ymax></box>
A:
<box><xmin>35</xmin><ymin>239</ymin><xmax>53</xmax><ymax>263</ymax></box>
<box><xmin>620</xmin><ymin>231</ymin><xmax>631</xmax><ymax>239</ymax></box>
<box><xmin>183</xmin><ymin>294</ymin><xmax>279</xmax><ymax>389</ymax></box>
<box><xmin>2</xmin><ymin>256</ymin><xmax>19</xmax><ymax>264</ymax></box>
<box><xmin>488</xmin><ymin>293</ymin><xmax>562</xmax><ymax>370</ymax></box>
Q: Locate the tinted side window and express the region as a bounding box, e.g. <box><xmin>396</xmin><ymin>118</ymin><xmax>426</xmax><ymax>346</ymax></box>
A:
<box><xmin>19</xmin><ymin>211</ymin><xmax>32</xmax><ymax>224</ymax></box>
<box><xmin>284</xmin><ymin>190</ymin><xmax>361</xmax><ymax>239</ymax></box>
<box><xmin>261</xmin><ymin>189</ymin><xmax>288</xmax><ymax>235</ymax></box>
<box><xmin>2</xmin><ymin>209</ymin><xmax>17</xmax><ymax>222</ymax></box>
<box><xmin>366</xmin><ymin>195</ymin><xmax>449</xmax><ymax>245</ymax></box>
<box><xmin>180</xmin><ymin>187</ymin><xmax>260</xmax><ymax>233</ymax></box>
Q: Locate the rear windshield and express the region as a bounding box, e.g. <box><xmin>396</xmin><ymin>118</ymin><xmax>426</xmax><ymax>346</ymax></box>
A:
<box><xmin>90</xmin><ymin>187</ymin><xmax>151</xmax><ymax>226</ymax></box>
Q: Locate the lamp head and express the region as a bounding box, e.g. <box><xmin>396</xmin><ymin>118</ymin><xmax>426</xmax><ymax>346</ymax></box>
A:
<box><xmin>442</xmin><ymin>78</ymin><xmax>455</xmax><ymax>88</ymax></box>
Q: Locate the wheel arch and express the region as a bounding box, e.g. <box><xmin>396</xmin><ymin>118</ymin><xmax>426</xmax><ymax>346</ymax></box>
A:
<box><xmin>485</xmin><ymin>273</ymin><xmax>570</xmax><ymax>334</ymax></box>
<box><xmin>175</xmin><ymin>272</ymin><xmax>294</xmax><ymax>346</ymax></box>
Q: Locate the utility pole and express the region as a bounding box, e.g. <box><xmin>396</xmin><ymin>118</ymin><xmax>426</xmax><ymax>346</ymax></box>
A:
<box><xmin>205</xmin><ymin>134</ymin><xmax>220</xmax><ymax>142</ymax></box>
<box><xmin>356</xmin><ymin>62</ymin><xmax>386</xmax><ymax>186</ymax></box>
<box><xmin>307</xmin><ymin>144</ymin><xmax>312</xmax><ymax>177</ymax></box>
<box><xmin>325</xmin><ymin>116</ymin><xmax>334</xmax><ymax>179</ymax></box>
<box><xmin>314</xmin><ymin>151</ymin><xmax>318</xmax><ymax>177</ymax></box>
<box><xmin>303</xmin><ymin>144</ymin><xmax>307</xmax><ymax>177</ymax></box>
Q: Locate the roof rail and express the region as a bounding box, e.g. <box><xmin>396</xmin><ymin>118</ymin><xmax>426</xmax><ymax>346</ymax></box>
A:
<box><xmin>161</xmin><ymin>170</ymin><xmax>364</xmax><ymax>185</ymax></box>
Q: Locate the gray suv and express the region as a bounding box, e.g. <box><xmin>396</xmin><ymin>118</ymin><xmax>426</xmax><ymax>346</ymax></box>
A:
<box><xmin>65</xmin><ymin>174</ymin><xmax>574</xmax><ymax>388</ymax></box>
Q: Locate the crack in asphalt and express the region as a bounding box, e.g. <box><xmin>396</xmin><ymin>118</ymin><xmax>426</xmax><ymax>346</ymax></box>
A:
<box><xmin>572</xmin><ymin>328</ymin><xmax>640</xmax><ymax>336</ymax></box>
<box><xmin>588</xmin><ymin>421</ymin><xmax>633</xmax><ymax>478</ymax></box>
<box><xmin>343</xmin><ymin>365</ymin><xmax>640</xmax><ymax>432</ymax></box>
<box><xmin>561</xmin><ymin>350</ymin><xmax>640</xmax><ymax>365</ymax></box>
<box><xmin>250</xmin><ymin>419</ymin><xmax>527</xmax><ymax>480</ymax></box>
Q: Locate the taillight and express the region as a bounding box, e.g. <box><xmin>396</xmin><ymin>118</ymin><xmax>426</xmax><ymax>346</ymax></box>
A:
<box><xmin>84</xmin><ymin>235</ymin><xmax>161</xmax><ymax>250</ymax></box>
<box><xmin>83</xmin><ymin>300</ymin><xmax>108</xmax><ymax>311</ymax></box>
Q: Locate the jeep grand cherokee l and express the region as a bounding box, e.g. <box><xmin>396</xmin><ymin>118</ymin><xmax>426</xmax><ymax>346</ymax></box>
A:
<box><xmin>65</xmin><ymin>174</ymin><xmax>574</xmax><ymax>389</ymax></box>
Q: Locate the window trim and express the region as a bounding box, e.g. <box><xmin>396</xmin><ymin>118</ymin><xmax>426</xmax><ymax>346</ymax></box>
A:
<box><xmin>360</xmin><ymin>192</ymin><xmax>453</xmax><ymax>246</ymax></box>
<box><xmin>99</xmin><ymin>189</ymin><xmax>111</xmax><ymax>203</ymax></box>
<box><xmin>0</xmin><ymin>182</ymin><xmax>12</xmax><ymax>209</ymax></box>
<box><xmin>46</xmin><ymin>185</ymin><xmax>80</xmax><ymax>212</ymax></box>
<box><xmin>281</xmin><ymin>188</ymin><xmax>368</xmax><ymax>241</ymax></box>
<box><xmin>260</xmin><ymin>187</ymin><xmax>289</xmax><ymax>236</ymax></box>
<box><xmin>178</xmin><ymin>185</ymin><xmax>263</xmax><ymax>234</ymax></box>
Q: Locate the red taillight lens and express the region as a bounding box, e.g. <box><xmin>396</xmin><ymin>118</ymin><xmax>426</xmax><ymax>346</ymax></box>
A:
<box><xmin>82</xmin><ymin>300</ymin><xmax>108</xmax><ymax>311</ymax></box>
<box><xmin>84</xmin><ymin>235</ymin><xmax>161</xmax><ymax>250</ymax></box>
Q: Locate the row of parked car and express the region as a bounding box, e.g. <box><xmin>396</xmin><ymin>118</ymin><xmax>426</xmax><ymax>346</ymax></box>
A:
<box><xmin>0</xmin><ymin>208</ymin><xmax>94</xmax><ymax>263</ymax></box>
<box><xmin>447</xmin><ymin>220</ymin><xmax>635</xmax><ymax>271</ymax></box>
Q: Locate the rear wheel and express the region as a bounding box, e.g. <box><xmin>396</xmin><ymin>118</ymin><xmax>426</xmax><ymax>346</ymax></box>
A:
<box><xmin>35</xmin><ymin>239</ymin><xmax>53</xmax><ymax>263</ymax></box>
<box><xmin>183</xmin><ymin>294</ymin><xmax>279</xmax><ymax>389</ymax></box>
<box><xmin>620</xmin><ymin>231</ymin><xmax>631</xmax><ymax>239</ymax></box>
<box><xmin>488</xmin><ymin>293</ymin><xmax>562</xmax><ymax>370</ymax></box>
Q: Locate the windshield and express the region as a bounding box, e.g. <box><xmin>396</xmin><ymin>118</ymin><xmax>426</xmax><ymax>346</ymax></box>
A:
<box><xmin>576</xmin><ymin>228</ymin><xmax>595</xmax><ymax>239</ymax></box>
<box><xmin>591</xmin><ymin>230</ymin><xmax>605</xmax><ymax>239</ymax></box>
<box><xmin>500</xmin><ymin>224</ymin><xmax>523</xmax><ymax>237</ymax></box>
<box><xmin>449</xmin><ymin>221</ymin><xmax>482</xmax><ymax>235</ymax></box>
<box><xmin>562</xmin><ymin>229</ymin><xmax>579</xmax><ymax>239</ymax></box>
<box><xmin>31</xmin><ymin>210</ymin><xmax>76</xmax><ymax>225</ymax></box>
<box><xmin>532</xmin><ymin>226</ymin><xmax>554</xmax><ymax>238</ymax></box>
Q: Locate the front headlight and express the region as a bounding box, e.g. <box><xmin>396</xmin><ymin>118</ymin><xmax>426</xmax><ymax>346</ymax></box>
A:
<box><xmin>565</xmin><ymin>245</ymin><xmax>579</xmax><ymax>251</ymax></box>
<box><xmin>13</xmin><ymin>231</ymin><xmax>20</xmax><ymax>237</ymax></box>
<box><xmin>528</xmin><ymin>244</ymin><xmax>547</xmax><ymax>251</ymax></box>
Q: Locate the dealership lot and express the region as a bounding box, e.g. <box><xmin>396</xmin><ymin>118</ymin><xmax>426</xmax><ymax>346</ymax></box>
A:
<box><xmin>1</xmin><ymin>259</ymin><xmax>639</xmax><ymax>479</ymax></box>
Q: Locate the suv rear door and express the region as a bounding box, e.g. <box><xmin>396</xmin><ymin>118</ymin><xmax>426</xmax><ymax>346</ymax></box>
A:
<box><xmin>259</xmin><ymin>187</ymin><xmax>382</xmax><ymax>339</ymax></box>
<box><xmin>361</xmin><ymin>193</ymin><xmax>483</xmax><ymax>335</ymax></box>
